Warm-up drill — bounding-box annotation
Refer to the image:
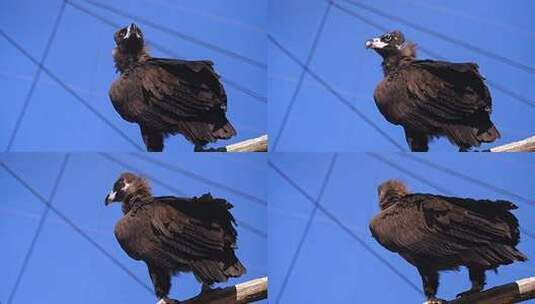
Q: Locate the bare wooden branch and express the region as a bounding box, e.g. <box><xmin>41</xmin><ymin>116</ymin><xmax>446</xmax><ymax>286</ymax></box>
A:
<box><xmin>489</xmin><ymin>135</ymin><xmax>535</xmax><ymax>152</ymax></box>
<box><xmin>446</xmin><ymin>277</ymin><xmax>535</xmax><ymax>304</ymax></box>
<box><xmin>225</xmin><ymin>135</ymin><xmax>268</xmax><ymax>152</ymax></box>
<box><xmin>181</xmin><ymin>277</ymin><xmax>268</xmax><ymax>304</ymax></box>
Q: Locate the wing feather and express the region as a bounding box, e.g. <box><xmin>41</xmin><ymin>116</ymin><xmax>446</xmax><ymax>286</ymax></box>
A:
<box><xmin>404</xmin><ymin>60</ymin><xmax>491</xmax><ymax>122</ymax></box>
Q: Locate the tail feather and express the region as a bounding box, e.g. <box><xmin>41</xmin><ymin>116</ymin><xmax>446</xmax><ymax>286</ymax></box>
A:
<box><xmin>191</xmin><ymin>258</ymin><xmax>246</xmax><ymax>284</ymax></box>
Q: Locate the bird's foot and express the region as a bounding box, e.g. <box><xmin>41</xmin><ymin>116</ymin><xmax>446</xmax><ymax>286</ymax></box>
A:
<box><xmin>157</xmin><ymin>297</ymin><xmax>180</xmax><ymax>304</ymax></box>
<box><xmin>456</xmin><ymin>288</ymin><xmax>480</xmax><ymax>298</ymax></box>
<box><xmin>423</xmin><ymin>297</ymin><xmax>445</xmax><ymax>304</ymax></box>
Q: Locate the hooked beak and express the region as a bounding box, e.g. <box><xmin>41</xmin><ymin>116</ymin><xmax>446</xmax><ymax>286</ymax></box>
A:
<box><xmin>124</xmin><ymin>23</ymin><xmax>140</xmax><ymax>40</ymax></box>
<box><xmin>105</xmin><ymin>191</ymin><xmax>117</xmax><ymax>206</ymax></box>
<box><xmin>365</xmin><ymin>37</ymin><xmax>388</xmax><ymax>49</ymax></box>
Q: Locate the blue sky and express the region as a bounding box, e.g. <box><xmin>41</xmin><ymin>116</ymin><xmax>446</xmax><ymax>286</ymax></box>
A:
<box><xmin>0</xmin><ymin>153</ymin><xmax>266</xmax><ymax>303</ymax></box>
<box><xmin>269</xmin><ymin>0</ymin><xmax>535</xmax><ymax>152</ymax></box>
<box><xmin>269</xmin><ymin>153</ymin><xmax>535</xmax><ymax>303</ymax></box>
<box><xmin>0</xmin><ymin>0</ymin><xmax>266</xmax><ymax>152</ymax></box>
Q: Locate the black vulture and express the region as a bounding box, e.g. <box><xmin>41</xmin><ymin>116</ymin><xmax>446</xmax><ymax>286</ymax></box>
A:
<box><xmin>369</xmin><ymin>180</ymin><xmax>527</xmax><ymax>303</ymax></box>
<box><xmin>366</xmin><ymin>30</ymin><xmax>500</xmax><ymax>152</ymax></box>
<box><xmin>109</xmin><ymin>23</ymin><xmax>236</xmax><ymax>152</ymax></box>
<box><xmin>105</xmin><ymin>172</ymin><xmax>246</xmax><ymax>303</ymax></box>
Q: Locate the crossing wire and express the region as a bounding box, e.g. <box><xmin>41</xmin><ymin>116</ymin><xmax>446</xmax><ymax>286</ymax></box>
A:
<box><xmin>332</xmin><ymin>1</ymin><xmax>535</xmax><ymax>110</ymax></box>
<box><xmin>339</xmin><ymin>0</ymin><xmax>535</xmax><ymax>75</ymax></box>
<box><xmin>268</xmin><ymin>161</ymin><xmax>423</xmax><ymax>296</ymax></box>
<box><xmin>131</xmin><ymin>153</ymin><xmax>267</xmax><ymax>206</ymax></box>
<box><xmin>7</xmin><ymin>154</ymin><xmax>70</xmax><ymax>304</ymax></box>
<box><xmin>5</xmin><ymin>1</ymin><xmax>67</xmax><ymax>152</ymax></box>
<box><xmin>79</xmin><ymin>0</ymin><xmax>266</xmax><ymax>70</ymax></box>
<box><xmin>398</xmin><ymin>153</ymin><xmax>535</xmax><ymax>207</ymax></box>
<box><xmin>66</xmin><ymin>0</ymin><xmax>267</xmax><ymax>103</ymax></box>
<box><xmin>275</xmin><ymin>153</ymin><xmax>338</xmax><ymax>303</ymax></box>
<box><xmin>268</xmin><ymin>35</ymin><xmax>406</xmax><ymax>151</ymax></box>
<box><xmin>272</xmin><ymin>1</ymin><xmax>332</xmax><ymax>150</ymax></box>
<box><xmin>0</xmin><ymin>161</ymin><xmax>153</xmax><ymax>293</ymax></box>
<box><xmin>0</xmin><ymin>30</ymin><xmax>144</xmax><ymax>151</ymax></box>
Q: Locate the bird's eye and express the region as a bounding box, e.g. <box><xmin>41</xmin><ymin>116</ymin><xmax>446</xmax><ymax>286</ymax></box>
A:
<box><xmin>383</xmin><ymin>34</ymin><xmax>392</xmax><ymax>42</ymax></box>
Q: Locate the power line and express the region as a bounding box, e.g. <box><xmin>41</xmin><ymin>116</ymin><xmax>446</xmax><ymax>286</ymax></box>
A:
<box><xmin>0</xmin><ymin>161</ymin><xmax>153</xmax><ymax>293</ymax></box>
<box><xmin>66</xmin><ymin>1</ymin><xmax>267</xmax><ymax>103</ymax></box>
<box><xmin>148</xmin><ymin>0</ymin><xmax>265</xmax><ymax>34</ymax></box>
<box><xmin>7</xmin><ymin>154</ymin><xmax>70</xmax><ymax>304</ymax></box>
<box><xmin>368</xmin><ymin>153</ymin><xmax>535</xmax><ymax>241</ymax></box>
<box><xmin>78</xmin><ymin>0</ymin><xmax>267</xmax><ymax>70</ymax></box>
<box><xmin>338</xmin><ymin>0</ymin><xmax>535</xmax><ymax>75</ymax></box>
<box><xmin>398</xmin><ymin>153</ymin><xmax>535</xmax><ymax>207</ymax></box>
<box><xmin>268</xmin><ymin>160</ymin><xmax>423</xmax><ymax>295</ymax></box>
<box><xmin>398</xmin><ymin>0</ymin><xmax>535</xmax><ymax>40</ymax></box>
<box><xmin>131</xmin><ymin>153</ymin><xmax>267</xmax><ymax>206</ymax></box>
<box><xmin>99</xmin><ymin>153</ymin><xmax>188</xmax><ymax>196</ymax></box>
<box><xmin>100</xmin><ymin>153</ymin><xmax>267</xmax><ymax>239</ymax></box>
<box><xmin>275</xmin><ymin>153</ymin><xmax>338</xmax><ymax>303</ymax></box>
<box><xmin>272</xmin><ymin>2</ymin><xmax>332</xmax><ymax>151</ymax></box>
<box><xmin>5</xmin><ymin>1</ymin><xmax>67</xmax><ymax>152</ymax></box>
<box><xmin>331</xmin><ymin>2</ymin><xmax>535</xmax><ymax>111</ymax></box>
<box><xmin>0</xmin><ymin>30</ymin><xmax>144</xmax><ymax>151</ymax></box>
<box><xmin>268</xmin><ymin>35</ymin><xmax>406</xmax><ymax>151</ymax></box>
<box><xmin>219</xmin><ymin>77</ymin><xmax>266</xmax><ymax>103</ymax></box>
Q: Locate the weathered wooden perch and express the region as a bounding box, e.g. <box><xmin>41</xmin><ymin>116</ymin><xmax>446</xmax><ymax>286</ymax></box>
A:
<box><xmin>446</xmin><ymin>277</ymin><xmax>535</xmax><ymax>304</ymax></box>
<box><xmin>225</xmin><ymin>135</ymin><xmax>268</xmax><ymax>152</ymax></box>
<box><xmin>488</xmin><ymin>135</ymin><xmax>535</xmax><ymax>152</ymax></box>
<box><xmin>181</xmin><ymin>277</ymin><xmax>268</xmax><ymax>304</ymax></box>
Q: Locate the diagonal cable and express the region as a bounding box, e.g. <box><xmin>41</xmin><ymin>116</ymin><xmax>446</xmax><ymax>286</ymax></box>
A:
<box><xmin>6</xmin><ymin>1</ymin><xmax>67</xmax><ymax>151</ymax></box>
<box><xmin>398</xmin><ymin>153</ymin><xmax>535</xmax><ymax>207</ymax></box>
<box><xmin>100</xmin><ymin>153</ymin><xmax>267</xmax><ymax>239</ymax></box>
<box><xmin>7</xmin><ymin>154</ymin><xmax>70</xmax><ymax>304</ymax></box>
<box><xmin>268</xmin><ymin>35</ymin><xmax>406</xmax><ymax>151</ymax></box>
<box><xmin>78</xmin><ymin>0</ymin><xmax>266</xmax><ymax>70</ymax></box>
<box><xmin>268</xmin><ymin>160</ymin><xmax>423</xmax><ymax>295</ymax></box>
<box><xmin>275</xmin><ymin>153</ymin><xmax>338</xmax><ymax>303</ymax></box>
<box><xmin>0</xmin><ymin>161</ymin><xmax>153</xmax><ymax>293</ymax></box>
<box><xmin>66</xmin><ymin>1</ymin><xmax>267</xmax><ymax>103</ymax></box>
<box><xmin>0</xmin><ymin>30</ymin><xmax>144</xmax><ymax>151</ymax></box>
<box><xmin>339</xmin><ymin>0</ymin><xmax>535</xmax><ymax>75</ymax></box>
<box><xmin>332</xmin><ymin>2</ymin><xmax>535</xmax><ymax>111</ymax></box>
<box><xmin>272</xmin><ymin>2</ymin><xmax>332</xmax><ymax>150</ymax></box>
<box><xmin>131</xmin><ymin>153</ymin><xmax>267</xmax><ymax>206</ymax></box>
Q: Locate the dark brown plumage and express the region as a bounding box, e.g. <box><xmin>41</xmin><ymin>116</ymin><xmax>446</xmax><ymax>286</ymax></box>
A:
<box><xmin>366</xmin><ymin>30</ymin><xmax>500</xmax><ymax>152</ymax></box>
<box><xmin>370</xmin><ymin>180</ymin><xmax>527</xmax><ymax>303</ymax></box>
<box><xmin>105</xmin><ymin>172</ymin><xmax>246</xmax><ymax>304</ymax></box>
<box><xmin>109</xmin><ymin>24</ymin><xmax>236</xmax><ymax>152</ymax></box>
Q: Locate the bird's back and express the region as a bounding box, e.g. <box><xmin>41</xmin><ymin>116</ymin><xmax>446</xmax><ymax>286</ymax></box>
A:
<box><xmin>371</xmin><ymin>194</ymin><xmax>527</xmax><ymax>269</ymax></box>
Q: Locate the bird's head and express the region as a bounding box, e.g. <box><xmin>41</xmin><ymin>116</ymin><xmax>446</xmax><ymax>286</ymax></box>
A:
<box><xmin>365</xmin><ymin>30</ymin><xmax>407</xmax><ymax>57</ymax></box>
<box><xmin>377</xmin><ymin>179</ymin><xmax>408</xmax><ymax>209</ymax></box>
<box><xmin>105</xmin><ymin>172</ymin><xmax>151</xmax><ymax>206</ymax></box>
<box><xmin>114</xmin><ymin>23</ymin><xmax>145</xmax><ymax>55</ymax></box>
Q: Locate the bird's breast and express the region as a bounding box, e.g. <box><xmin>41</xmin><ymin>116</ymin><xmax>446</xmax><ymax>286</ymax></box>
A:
<box><xmin>374</xmin><ymin>79</ymin><xmax>407</xmax><ymax>124</ymax></box>
<box><xmin>109</xmin><ymin>74</ymin><xmax>145</xmax><ymax>123</ymax></box>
